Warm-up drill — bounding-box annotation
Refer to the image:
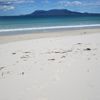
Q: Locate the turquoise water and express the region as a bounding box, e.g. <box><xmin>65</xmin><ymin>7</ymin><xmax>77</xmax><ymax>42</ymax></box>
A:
<box><xmin>0</xmin><ymin>15</ymin><xmax>100</xmax><ymax>35</ymax></box>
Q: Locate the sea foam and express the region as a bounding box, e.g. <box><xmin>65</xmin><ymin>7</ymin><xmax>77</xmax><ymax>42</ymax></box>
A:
<box><xmin>0</xmin><ymin>24</ymin><xmax>100</xmax><ymax>32</ymax></box>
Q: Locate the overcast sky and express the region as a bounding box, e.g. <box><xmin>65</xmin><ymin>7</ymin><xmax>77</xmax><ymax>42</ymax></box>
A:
<box><xmin>0</xmin><ymin>0</ymin><xmax>100</xmax><ymax>16</ymax></box>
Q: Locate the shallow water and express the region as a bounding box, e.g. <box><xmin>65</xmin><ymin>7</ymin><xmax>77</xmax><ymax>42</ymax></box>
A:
<box><xmin>0</xmin><ymin>15</ymin><xmax>100</xmax><ymax>35</ymax></box>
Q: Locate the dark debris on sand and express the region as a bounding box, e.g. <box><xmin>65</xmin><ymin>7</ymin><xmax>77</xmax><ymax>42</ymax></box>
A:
<box><xmin>20</xmin><ymin>72</ymin><xmax>24</xmax><ymax>75</ymax></box>
<box><xmin>12</xmin><ymin>53</ymin><xmax>16</xmax><ymax>55</ymax></box>
<box><xmin>84</xmin><ymin>48</ymin><xmax>91</xmax><ymax>51</ymax></box>
<box><xmin>48</xmin><ymin>58</ymin><xmax>55</xmax><ymax>61</ymax></box>
<box><xmin>0</xmin><ymin>67</ymin><xmax>5</xmax><ymax>71</ymax></box>
<box><xmin>24</xmin><ymin>51</ymin><xmax>31</xmax><ymax>54</ymax></box>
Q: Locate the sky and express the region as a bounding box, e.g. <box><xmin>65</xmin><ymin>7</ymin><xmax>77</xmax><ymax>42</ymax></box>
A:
<box><xmin>0</xmin><ymin>0</ymin><xmax>100</xmax><ymax>16</ymax></box>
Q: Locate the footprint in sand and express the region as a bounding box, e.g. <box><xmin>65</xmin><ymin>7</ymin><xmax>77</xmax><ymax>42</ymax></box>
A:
<box><xmin>0</xmin><ymin>71</ymin><xmax>10</xmax><ymax>78</ymax></box>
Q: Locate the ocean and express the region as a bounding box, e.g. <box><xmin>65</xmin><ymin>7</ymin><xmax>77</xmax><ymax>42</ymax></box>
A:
<box><xmin>0</xmin><ymin>15</ymin><xmax>100</xmax><ymax>35</ymax></box>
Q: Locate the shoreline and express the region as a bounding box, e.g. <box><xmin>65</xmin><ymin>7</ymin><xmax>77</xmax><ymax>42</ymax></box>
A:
<box><xmin>0</xmin><ymin>24</ymin><xmax>100</xmax><ymax>33</ymax></box>
<box><xmin>0</xmin><ymin>27</ymin><xmax>100</xmax><ymax>44</ymax></box>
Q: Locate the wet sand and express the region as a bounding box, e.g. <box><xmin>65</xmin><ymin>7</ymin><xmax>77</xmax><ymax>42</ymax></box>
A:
<box><xmin>0</xmin><ymin>27</ymin><xmax>100</xmax><ymax>44</ymax></box>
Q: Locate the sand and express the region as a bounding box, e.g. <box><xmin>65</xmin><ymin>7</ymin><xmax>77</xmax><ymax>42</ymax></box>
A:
<box><xmin>0</xmin><ymin>28</ymin><xmax>100</xmax><ymax>100</ymax></box>
<box><xmin>0</xmin><ymin>28</ymin><xmax>100</xmax><ymax>44</ymax></box>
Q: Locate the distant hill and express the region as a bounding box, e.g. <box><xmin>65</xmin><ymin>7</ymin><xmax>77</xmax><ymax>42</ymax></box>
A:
<box><xmin>0</xmin><ymin>9</ymin><xmax>100</xmax><ymax>17</ymax></box>
<box><xmin>29</xmin><ymin>9</ymin><xmax>82</xmax><ymax>16</ymax></box>
<box><xmin>26</xmin><ymin>9</ymin><xmax>100</xmax><ymax>17</ymax></box>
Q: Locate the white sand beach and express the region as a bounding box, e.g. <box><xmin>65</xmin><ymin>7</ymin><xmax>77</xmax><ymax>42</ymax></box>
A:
<box><xmin>0</xmin><ymin>28</ymin><xmax>100</xmax><ymax>100</ymax></box>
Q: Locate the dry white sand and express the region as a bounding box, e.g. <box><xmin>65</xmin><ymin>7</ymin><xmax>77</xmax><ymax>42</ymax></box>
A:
<box><xmin>0</xmin><ymin>30</ymin><xmax>100</xmax><ymax>100</ymax></box>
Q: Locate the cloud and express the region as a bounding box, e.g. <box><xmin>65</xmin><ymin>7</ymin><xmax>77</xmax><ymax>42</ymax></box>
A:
<box><xmin>0</xmin><ymin>0</ymin><xmax>34</xmax><ymax>3</ymax></box>
<box><xmin>0</xmin><ymin>0</ymin><xmax>15</xmax><ymax>11</ymax></box>
<box><xmin>0</xmin><ymin>0</ymin><xmax>35</xmax><ymax>11</ymax></box>
<box><xmin>58</xmin><ymin>0</ymin><xmax>100</xmax><ymax>7</ymax></box>
<box><xmin>58</xmin><ymin>1</ymin><xmax>82</xmax><ymax>6</ymax></box>
<box><xmin>83</xmin><ymin>3</ymin><xmax>100</xmax><ymax>6</ymax></box>
<box><xmin>0</xmin><ymin>5</ymin><xmax>15</xmax><ymax>11</ymax></box>
<box><xmin>15</xmin><ymin>0</ymin><xmax>35</xmax><ymax>4</ymax></box>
